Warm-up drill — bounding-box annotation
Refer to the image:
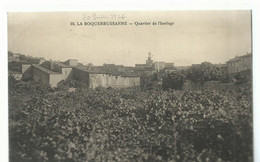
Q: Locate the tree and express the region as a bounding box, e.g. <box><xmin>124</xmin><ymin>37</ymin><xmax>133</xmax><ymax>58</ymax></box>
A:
<box><xmin>162</xmin><ymin>71</ymin><xmax>185</xmax><ymax>90</ymax></box>
<box><xmin>141</xmin><ymin>73</ymin><xmax>158</xmax><ymax>90</ymax></box>
<box><xmin>186</xmin><ymin>62</ymin><xmax>221</xmax><ymax>88</ymax></box>
<box><xmin>86</xmin><ymin>63</ymin><xmax>93</xmax><ymax>67</ymax></box>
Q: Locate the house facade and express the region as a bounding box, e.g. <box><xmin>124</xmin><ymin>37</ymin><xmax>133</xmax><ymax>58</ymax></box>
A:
<box><xmin>73</xmin><ymin>67</ymin><xmax>140</xmax><ymax>89</ymax></box>
<box><xmin>32</xmin><ymin>64</ymin><xmax>64</xmax><ymax>87</ymax></box>
<box><xmin>226</xmin><ymin>53</ymin><xmax>252</xmax><ymax>74</ymax></box>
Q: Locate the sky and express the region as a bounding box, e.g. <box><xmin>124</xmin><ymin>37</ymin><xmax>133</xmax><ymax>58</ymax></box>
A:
<box><xmin>8</xmin><ymin>10</ymin><xmax>252</xmax><ymax>66</ymax></box>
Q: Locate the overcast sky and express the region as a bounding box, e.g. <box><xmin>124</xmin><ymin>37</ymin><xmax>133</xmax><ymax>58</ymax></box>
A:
<box><xmin>8</xmin><ymin>10</ymin><xmax>251</xmax><ymax>66</ymax></box>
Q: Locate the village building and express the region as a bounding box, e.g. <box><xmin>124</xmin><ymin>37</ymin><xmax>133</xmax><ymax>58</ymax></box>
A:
<box><xmin>26</xmin><ymin>60</ymin><xmax>76</xmax><ymax>87</ymax></box>
<box><xmin>162</xmin><ymin>66</ymin><xmax>177</xmax><ymax>73</ymax></box>
<box><xmin>64</xmin><ymin>59</ymin><xmax>78</xmax><ymax>66</ymax></box>
<box><xmin>135</xmin><ymin>52</ymin><xmax>174</xmax><ymax>72</ymax></box>
<box><xmin>154</xmin><ymin>62</ymin><xmax>174</xmax><ymax>72</ymax></box>
<box><xmin>73</xmin><ymin>66</ymin><xmax>140</xmax><ymax>89</ymax></box>
<box><xmin>226</xmin><ymin>53</ymin><xmax>252</xmax><ymax>74</ymax></box>
<box><xmin>32</xmin><ymin>64</ymin><xmax>64</xmax><ymax>87</ymax></box>
<box><xmin>9</xmin><ymin>56</ymin><xmax>141</xmax><ymax>88</ymax></box>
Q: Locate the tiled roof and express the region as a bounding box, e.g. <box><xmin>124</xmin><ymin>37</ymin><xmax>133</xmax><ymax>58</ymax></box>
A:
<box><xmin>227</xmin><ymin>54</ymin><xmax>252</xmax><ymax>63</ymax></box>
<box><xmin>227</xmin><ymin>57</ymin><xmax>240</xmax><ymax>63</ymax></box>
<box><xmin>75</xmin><ymin>66</ymin><xmax>139</xmax><ymax>77</ymax></box>
<box><xmin>33</xmin><ymin>64</ymin><xmax>61</xmax><ymax>75</ymax></box>
<box><xmin>74</xmin><ymin>66</ymin><xmax>107</xmax><ymax>74</ymax></box>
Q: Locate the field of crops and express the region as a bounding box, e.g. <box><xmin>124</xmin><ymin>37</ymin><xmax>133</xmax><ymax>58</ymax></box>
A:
<box><xmin>9</xmin><ymin>83</ymin><xmax>253</xmax><ymax>162</ymax></box>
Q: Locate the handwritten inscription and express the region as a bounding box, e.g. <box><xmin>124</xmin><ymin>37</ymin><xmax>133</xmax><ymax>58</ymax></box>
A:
<box><xmin>82</xmin><ymin>13</ymin><xmax>126</xmax><ymax>21</ymax></box>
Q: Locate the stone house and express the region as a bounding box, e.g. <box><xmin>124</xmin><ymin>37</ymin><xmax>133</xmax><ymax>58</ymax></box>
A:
<box><xmin>31</xmin><ymin>60</ymin><xmax>76</xmax><ymax>87</ymax></box>
<box><xmin>154</xmin><ymin>62</ymin><xmax>174</xmax><ymax>72</ymax></box>
<box><xmin>226</xmin><ymin>53</ymin><xmax>252</xmax><ymax>74</ymax></box>
<box><xmin>64</xmin><ymin>59</ymin><xmax>78</xmax><ymax>66</ymax></box>
<box><xmin>73</xmin><ymin>67</ymin><xmax>140</xmax><ymax>89</ymax></box>
<box><xmin>32</xmin><ymin>64</ymin><xmax>63</xmax><ymax>87</ymax></box>
<box><xmin>8</xmin><ymin>59</ymin><xmax>76</xmax><ymax>87</ymax></box>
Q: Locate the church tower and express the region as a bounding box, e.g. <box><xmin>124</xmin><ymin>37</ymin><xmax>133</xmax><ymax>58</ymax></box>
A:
<box><xmin>146</xmin><ymin>52</ymin><xmax>153</xmax><ymax>66</ymax></box>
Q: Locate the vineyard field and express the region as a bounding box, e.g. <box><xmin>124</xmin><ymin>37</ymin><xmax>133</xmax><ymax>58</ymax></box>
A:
<box><xmin>9</xmin><ymin>83</ymin><xmax>253</xmax><ymax>162</ymax></box>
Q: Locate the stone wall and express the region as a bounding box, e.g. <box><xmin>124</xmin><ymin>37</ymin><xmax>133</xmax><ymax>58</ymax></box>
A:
<box><xmin>62</xmin><ymin>68</ymin><xmax>73</xmax><ymax>79</ymax></box>
<box><xmin>49</xmin><ymin>74</ymin><xmax>65</xmax><ymax>87</ymax></box>
<box><xmin>47</xmin><ymin>67</ymin><xmax>73</xmax><ymax>87</ymax></box>
<box><xmin>89</xmin><ymin>73</ymin><xmax>140</xmax><ymax>89</ymax></box>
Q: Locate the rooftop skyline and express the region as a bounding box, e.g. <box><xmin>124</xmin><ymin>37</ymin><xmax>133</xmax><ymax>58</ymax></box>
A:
<box><xmin>8</xmin><ymin>11</ymin><xmax>252</xmax><ymax>66</ymax></box>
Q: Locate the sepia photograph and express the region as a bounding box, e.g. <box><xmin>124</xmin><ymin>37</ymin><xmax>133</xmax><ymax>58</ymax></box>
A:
<box><xmin>8</xmin><ymin>11</ymin><xmax>253</xmax><ymax>161</ymax></box>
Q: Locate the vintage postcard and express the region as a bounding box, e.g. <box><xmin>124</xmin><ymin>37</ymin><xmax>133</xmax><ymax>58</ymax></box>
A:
<box><xmin>8</xmin><ymin>11</ymin><xmax>253</xmax><ymax>161</ymax></box>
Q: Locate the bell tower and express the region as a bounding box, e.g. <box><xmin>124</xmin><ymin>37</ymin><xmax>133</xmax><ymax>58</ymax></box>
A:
<box><xmin>146</xmin><ymin>52</ymin><xmax>153</xmax><ymax>66</ymax></box>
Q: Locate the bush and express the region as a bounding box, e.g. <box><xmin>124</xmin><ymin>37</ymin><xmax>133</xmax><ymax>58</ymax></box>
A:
<box><xmin>56</xmin><ymin>79</ymin><xmax>86</xmax><ymax>91</ymax></box>
<box><xmin>162</xmin><ymin>72</ymin><xmax>185</xmax><ymax>90</ymax></box>
<box><xmin>186</xmin><ymin>62</ymin><xmax>221</xmax><ymax>88</ymax></box>
<box><xmin>234</xmin><ymin>73</ymin><xmax>248</xmax><ymax>84</ymax></box>
<box><xmin>220</xmin><ymin>74</ymin><xmax>232</xmax><ymax>83</ymax></box>
<box><xmin>8</xmin><ymin>75</ymin><xmax>17</xmax><ymax>90</ymax></box>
